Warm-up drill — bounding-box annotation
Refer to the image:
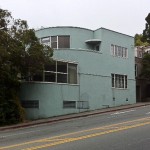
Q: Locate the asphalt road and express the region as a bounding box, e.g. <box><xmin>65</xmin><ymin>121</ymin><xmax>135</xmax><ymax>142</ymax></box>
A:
<box><xmin>0</xmin><ymin>105</ymin><xmax>150</xmax><ymax>150</ymax></box>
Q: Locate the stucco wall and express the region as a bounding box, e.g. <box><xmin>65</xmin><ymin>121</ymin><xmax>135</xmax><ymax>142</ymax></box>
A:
<box><xmin>20</xmin><ymin>27</ymin><xmax>136</xmax><ymax>119</ymax></box>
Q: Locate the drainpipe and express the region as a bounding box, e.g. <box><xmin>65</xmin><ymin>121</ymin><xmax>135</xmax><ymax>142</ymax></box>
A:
<box><xmin>78</xmin><ymin>72</ymin><xmax>81</xmax><ymax>113</ymax></box>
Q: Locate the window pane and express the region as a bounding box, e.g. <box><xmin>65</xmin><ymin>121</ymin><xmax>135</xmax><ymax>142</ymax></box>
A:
<box><xmin>41</xmin><ymin>37</ymin><xmax>50</xmax><ymax>46</ymax></box>
<box><xmin>51</xmin><ymin>36</ymin><xmax>57</xmax><ymax>42</ymax></box>
<box><xmin>111</xmin><ymin>44</ymin><xmax>114</xmax><ymax>55</ymax></box>
<box><xmin>45</xmin><ymin>72</ymin><xmax>56</xmax><ymax>82</ymax></box>
<box><xmin>32</xmin><ymin>73</ymin><xmax>43</xmax><ymax>81</ymax></box>
<box><xmin>57</xmin><ymin>73</ymin><xmax>67</xmax><ymax>83</ymax></box>
<box><xmin>121</xmin><ymin>75</ymin><xmax>124</xmax><ymax>88</ymax></box>
<box><xmin>125</xmin><ymin>75</ymin><xmax>127</xmax><ymax>88</ymax></box>
<box><xmin>111</xmin><ymin>44</ymin><xmax>128</xmax><ymax>58</ymax></box>
<box><xmin>51</xmin><ymin>36</ymin><xmax>57</xmax><ymax>48</ymax></box>
<box><xmin>63</xmin><ymin>101</ymin><xmax>76</xmax><ymax>108</ymax></box>
<box><xmin>51</xmin><ymin>42</ymin><xmax>57</xmax><ymax>48</ymax></box>
<box><xmin>45</xmin><ymin>61</ymin><xmax>56</xmax><ymax>72</ymax></box>
<box><xmin>125</xmin><ymin>48</ymin><xmax>128</xmax><ymax>58</ymax></box>
<box><xmin>111</xmin><ymin>74</ymin><xmax>115</xmax><ymax>87</ymax></box>
<box><xmin>58</xmin><ymin>36</ymin><xmax>70</xmax><ymax>48</ymax></box>
<box><xmin>68</xmin><ymin>64</ymin><xmax>77</xmax><ymax>84</ymax></box>
<box><xmin>115</xmin><ymin>45</ymin><xmax>118</xmax><ymax>56</ymax></box>
<box><xmin>95</xmin><ymin>45</ymin><xmax>99</xmax><ymax>51</ymax></box>
<box><xmin>112</xmin><ymin>74</ymin><xmax>127</xmax><ymax>89</ymax></box>
<box><xmin>41</xmin><ymin>37</ymin><xmax>50</xmax><ymax>43</ymax></box>
<box><xmin>118</xmin><ymin>75</ymin><xmax>122</xmax><ymax>88</ymax></box>
<box><xmin>121</xmin><ymin>47</ymin><xmax>124</xmax><ymax>57</ymax></box>
<box><xmin>57</xmin><ymin>61</ymin><xmax>67</xmax><ymax>73</ymax></box>
<box><xmin>122</xmin><ymin>48</ymin><xmax>127</xmax><ymax>58</ymax></box>
<box><xmin>118</xmin><ymin>46</ymin><xmax>122</xmax><ymax>57</ymax></box>
<box><xmin>135</xmin><ymin>64</ymin><xmax>138</xmax><ymax>77</ymax></box>
<box><xmin>115</xmin><ymin>74</ymin><xmax>119</xmax><ymax>88</ymax></box>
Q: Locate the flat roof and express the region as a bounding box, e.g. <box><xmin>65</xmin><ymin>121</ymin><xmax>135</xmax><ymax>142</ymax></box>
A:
<box><xmin>96</xmin><ymin>27</ymin><xmax>134</xmax><ymax>38</ymax></box>
<box><xmin>36</xmin><ymin>26</ymin><xmax>93</xmax><ymax>32</ymax></box>
<box><xmin>36</xmin><ymin>26</ymin><xmax>134</xmax><ymax>38</ymax></box>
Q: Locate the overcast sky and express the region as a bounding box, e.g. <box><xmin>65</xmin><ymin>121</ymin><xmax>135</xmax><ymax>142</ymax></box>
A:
<box><xmin>0</xmin><ymin>0</ymin><xmax>149</xmax><ymax>36</ymax></box>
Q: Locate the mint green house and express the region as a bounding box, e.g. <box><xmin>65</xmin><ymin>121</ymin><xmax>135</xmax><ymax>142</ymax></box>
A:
<box><xmin>20</xmin><ymin>27</ymin><xmax>136</xmax><ymax>119</ymax></box>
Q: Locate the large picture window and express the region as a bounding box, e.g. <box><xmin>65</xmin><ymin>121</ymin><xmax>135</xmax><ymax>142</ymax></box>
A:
<box><xmin>30</xmin><ymin>61</ymin><xmax>78</xmax><ymax>84</ymax></box>
<box><xmin>111</xmin><ymin>44</ymin><xmax>128</xmax><ymax>58</ymax></box>
<box><xmin>111</xmin><ymin>74</ymin><xmax>127</xmax><ymax>89</ymax></box>
<box><xmin>41</xmin><ymin>36</ymin><xmax>70</xmax><ymax>49</ymax></box>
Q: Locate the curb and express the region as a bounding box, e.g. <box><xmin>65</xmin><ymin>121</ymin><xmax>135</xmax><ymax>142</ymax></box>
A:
<box><xmin>0</xmin><ymin>103</ymin><xmax>150</xmax><ymax>131</ymax></box>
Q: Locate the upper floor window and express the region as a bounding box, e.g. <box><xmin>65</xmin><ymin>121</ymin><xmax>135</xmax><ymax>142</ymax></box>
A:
<box><xmin>85</xmin><ymin>39</ymin><xmax>101</xmax><ymax>51</ymax></box>
<box><xmin>95</xmin><ymin>45</ymin><xmax>100</xmax><ymax>51</ymax></box>
<box><xmin>41</xmin><ymin>36</ymin><xmax>70</xmax><ymax>49</ymax></box>
<box><xmin>111</xmin><ymin>44</ymin><xmax>128</xmax><ymax>58</ymax></box>
<box><xmin>58</xmin><ymin>36</ymin><xmax>70</xmax><ymax>48</ymax></box>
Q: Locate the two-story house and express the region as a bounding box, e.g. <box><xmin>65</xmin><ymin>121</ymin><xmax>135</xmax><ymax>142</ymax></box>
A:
<box><xmin>135</xmin><ymin>46</ymin><xmax>150</xmax><ymax>102</ymax></box>
<box><xmin>20</xmin><ymin>27</ymin><xmax>136</xmax><ymax>119</ymax></box>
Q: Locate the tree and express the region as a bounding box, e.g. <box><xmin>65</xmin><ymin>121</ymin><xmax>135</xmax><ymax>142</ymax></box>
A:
<box><xmin>142</xmin><ymin>13</ymin><xmax>150</xmax><ymax>44</ymax></box>
<box><xmin>134</xmin><ymin>13</ymin><xmax>150</xmax><ymax>46</ymax></box>
<box><xmin>140</xmin><ymin>13</ymin><xmax>150</xmax><ymax>80</ymax></box>
<box><xmin>134</xmin><ymin>34</ymin><xmax>149</xmax><ymax>46</ymax></box>
<box><xmin>0</xmin><ymin>8</ymin><xmax>53</xmax><ymax>125</ymax></box>
<box><xmin>141</xmin><ymin>53</ymin><xmax>150</xmax><ymax>79</ymax></box>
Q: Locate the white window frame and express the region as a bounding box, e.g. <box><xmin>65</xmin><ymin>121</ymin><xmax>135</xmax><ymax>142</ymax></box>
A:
<box><xmin>111</xmin><ymin>73</ymin><xmax>127</xmax><ymax>89</ymax></box>
<box><xmin>63</xmin><ymin>101</ymin><xmax>76</xmax><ymax>109</ymax></box>
<box><xmin>41</xmin><ymin>36</ymin><xmax>70</xmax><ymax>49</ymax></box>
<box><xmin>41</xmin><ymin>37</ymin><xmax>50</xmax><ymax>46</ymax></box>
<box><xmin>31</xmin><ymin>60</ymin><xmax>78</xmax><ymax>84</ymax></box>
<box><xmin>111</xmin><ymin>44</ymin><xmax>128</xmax><ymax>58</ymax></box>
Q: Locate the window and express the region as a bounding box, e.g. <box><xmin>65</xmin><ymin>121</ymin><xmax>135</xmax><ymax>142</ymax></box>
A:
<box><xmin>30</xmin><ymin>61</ymin><xmax>78</xmax><ymax>84</ymax></box>
<box><xmin>44</xmin><ymin>61</ymin><xmax>56</xmax><ymax>82</ymax></box>
<box><xmin>58</xmin><ymin>36</ymin><xmax>70</xmax><ymax>48</ymax></box>
<box><xmin>41</xmin><ymin>36</ymin><xmax>70</xmax><ymax>49</ymax></box>
<box><xmin>32</xmin><ymin>72</ymin><xmax>43</xmax><ymax>81</ymax></box>
<box><xmin>63</xmin><ymin>101</ymin><xmax>89</xmax><ymax>109</ymax></box>
<box><xmin>95</xmin><ymin>45</ymin><xmax>99</xmax><ymax>51</ymax></box>
<box><xmin>57</xmin><ymin>61</ymin><xmax>67</xmax><ymax>83</ymax></box>
<box><xmin>135</xmin><ymin>64</ymin><xmax>138</xmax><ymax>77</ymax></box>
<box><xmin>111</xmin><ymin>74</ymin><xmax>127</xmax><ymax>89</ymax></box>
<box><xmin>41</xmin><ymin>37</ymin><xmax>50</xmax><ymax>46</ymax></box>
<box><xmin>68</xmin><ymin>63</ymin><xmax>77</xmax><ymax>84</ymax></box>
<box><xmin>111</xmin><ymin>44</ymin><xmax>128</xmax><ymax>58</ymax></box>
<box><xmin>21</xmin><ymin>100</ymin><xmax>39</xmax><ymax>108</ymax></box>
<box><xmin>63</xmin><ymin>101</ymin><xmax>76</xmax><ymax>108</ymax></box>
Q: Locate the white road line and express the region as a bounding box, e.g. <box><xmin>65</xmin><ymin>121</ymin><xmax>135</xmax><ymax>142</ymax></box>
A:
<box><xmin>146</xmin><ymin>112</ymin><xmax>150</xmax><ymax>115</ymax></box>
<box><xmin>111</xmin><ymin>110</ymin><xmax>135</xmax><ymax>115</ymax></box>
<box><xmin>0</xmin><ymin>129</ymin><xmax>44</xmax><ymax>139</ymax></box>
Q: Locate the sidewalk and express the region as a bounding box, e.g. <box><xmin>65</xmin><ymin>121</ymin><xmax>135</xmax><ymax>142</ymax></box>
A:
<box><xmin>0</xmin><ymin>102</ymin><xmax>150</xmax><ymax>131</ymax></box>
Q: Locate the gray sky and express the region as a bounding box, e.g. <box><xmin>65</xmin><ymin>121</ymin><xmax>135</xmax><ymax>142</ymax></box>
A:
<box><xmin>0</xmin><ymin>0</ymin><xmax>149</xmax><ymax>36</ymax></box>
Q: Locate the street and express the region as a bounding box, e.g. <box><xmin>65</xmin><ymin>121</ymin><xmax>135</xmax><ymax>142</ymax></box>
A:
<box><xmin>0</xmin><ymin>105</ymin><xmax>150</xmax><ymax>150</ymax></box>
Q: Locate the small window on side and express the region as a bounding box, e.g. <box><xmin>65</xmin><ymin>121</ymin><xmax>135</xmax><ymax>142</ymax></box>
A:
<box><xmin>63</xmin><ymin>101</ymin><xmax>76</xmax><ymax>108</ymax></box>
<box><xmin>95</xmin><ymin>45</ymin><xmax>99</xmax><ymax>51</ymax></box>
